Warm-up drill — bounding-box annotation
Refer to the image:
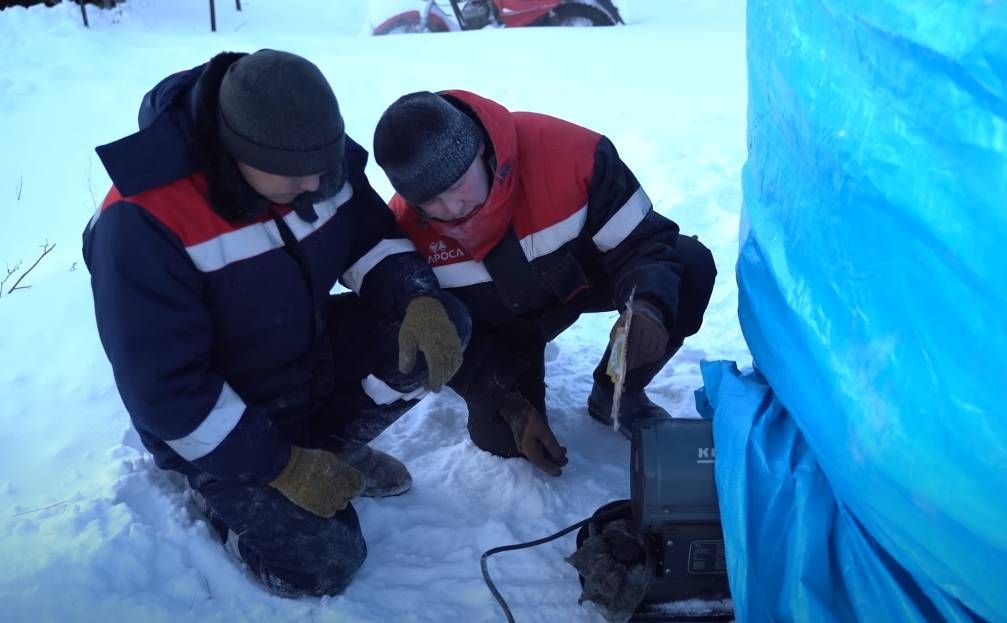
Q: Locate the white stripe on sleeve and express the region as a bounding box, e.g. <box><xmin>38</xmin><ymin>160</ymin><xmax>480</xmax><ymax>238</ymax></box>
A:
<box><xmin>517</xmin><ymin>206</ymin><xmax>587</xmax><ymax>261</ymax></box>
<box><xmin>591</xmin><ymin>187</ymin><xmax>652</xmax><ymax>252</ymax></box>
<box><xmin>165</xmin><ymin>382</ymin><xmax>246</xmax><ymax>462</ymax></box>
<box><xmin>431</xmin><ymin>260</ymin><xmax>493</xmax><ymax>288</ymax></box>
<box><xmin>341</xmin><ymin>238</ymin><xmax>418</xmax><ymax>292</ymax></box>
<box><xmin>361</xmin><ymin>374</ymin><xmax>430</xmax><ymax>406</ymax></box>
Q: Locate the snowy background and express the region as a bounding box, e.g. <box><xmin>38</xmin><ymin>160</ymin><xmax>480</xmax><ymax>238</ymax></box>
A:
<box><xmin>0</xmin><ymin>1</ymin><xmax>749</xmax><ymax>621</ymax></box>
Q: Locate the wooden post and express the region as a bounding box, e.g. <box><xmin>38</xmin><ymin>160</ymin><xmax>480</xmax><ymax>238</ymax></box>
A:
<box><xmin>235</xmin><ymin>0</ymin><xmax>242</xmax><ymax>11</ymax></box>
<box><xmin>209</xmin><ymin>0</ymin><xmax>217</xmax><ymax>32</ymax></box>
<box><xmin>79</xmin><ymin>0</ymin><xmax>89</xmax><ymax>28</ymax></box>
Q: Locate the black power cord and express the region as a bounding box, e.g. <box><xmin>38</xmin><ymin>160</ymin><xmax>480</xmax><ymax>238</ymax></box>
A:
<box><xmin>480</xmin><ymin>501</ymin><xmax>632</xmax><ymax>622</ymax></box>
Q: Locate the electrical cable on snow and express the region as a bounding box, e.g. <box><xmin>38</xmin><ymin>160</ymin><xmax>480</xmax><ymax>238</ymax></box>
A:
<box><xmin>480</xmin><ymin>501</ymin><xmax>632</xmax><ymax>622</ymax></box>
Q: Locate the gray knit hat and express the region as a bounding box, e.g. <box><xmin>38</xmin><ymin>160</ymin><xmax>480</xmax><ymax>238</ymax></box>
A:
<box><xmin>217</xmin><ymin>49</ymin><xmax>345</xmax><ymax>177</ymax></box>
<box><xmin>373</xmin><ymin>91</ymin><xmax>483</xmax><ymax>206</ymax></box>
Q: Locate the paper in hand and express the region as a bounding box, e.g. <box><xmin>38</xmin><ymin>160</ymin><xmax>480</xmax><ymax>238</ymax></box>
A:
<box><xmin>605</xmin><ymin>288</ymin><xmax>636</xmax><ymax>433</ymax></box>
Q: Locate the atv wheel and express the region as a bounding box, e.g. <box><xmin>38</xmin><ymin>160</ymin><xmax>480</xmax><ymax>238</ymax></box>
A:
<box><xmin>547</xmin><ymin>3</ymin><xmax>617</xmax><ymax>27</ymax></box>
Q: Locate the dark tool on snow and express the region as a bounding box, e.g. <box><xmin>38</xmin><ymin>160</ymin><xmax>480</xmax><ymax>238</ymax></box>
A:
<box><xmin>480</xmin><ymin>417</ymin><xmax>732</xmax><ymax>622</ymax></box>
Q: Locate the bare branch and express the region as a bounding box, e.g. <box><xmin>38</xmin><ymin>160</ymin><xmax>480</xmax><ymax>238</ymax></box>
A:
<box><xmin>86</xmin><ymin>158</ymin><xmax>99</xmax><ymax>211</ymax></box>
<box><xmin>7</xmin><ymin>241</ymin><xmax>55</xmax><ymax>294</ymax></box>
<box><xmin>1</xmin><ymin>498</ymin><xmax>71</xmax><ymax>521</ymax></box>
<box><xmin>0</xmin><ymin>261</ymin><xmax>22</xmax><ymax>299</ymax></box>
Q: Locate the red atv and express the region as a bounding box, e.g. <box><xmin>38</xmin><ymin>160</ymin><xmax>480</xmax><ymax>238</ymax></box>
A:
<box><xmin>373</xmin><ymin>0</ymin><xmax>624</xmax><ymax>35</ymax></box>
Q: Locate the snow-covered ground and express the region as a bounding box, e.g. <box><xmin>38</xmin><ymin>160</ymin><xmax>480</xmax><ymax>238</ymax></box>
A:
<box><xmin>0</xmin><ymin>1</ymin><xmax>749</xmax><ymax>621</ymax></box>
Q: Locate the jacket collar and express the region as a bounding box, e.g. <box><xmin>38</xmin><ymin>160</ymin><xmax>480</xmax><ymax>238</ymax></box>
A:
<box><xmin>94</xmin><ymin>52</ymin><xmax>275</xmax><ymax>223</ymax></box>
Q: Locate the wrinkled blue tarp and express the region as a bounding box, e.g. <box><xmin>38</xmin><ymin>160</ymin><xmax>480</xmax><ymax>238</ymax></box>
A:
<box><xmin>710</xmin><ymin>1</ymin><xmax>1007</xmax><ymax>621</ymax></box>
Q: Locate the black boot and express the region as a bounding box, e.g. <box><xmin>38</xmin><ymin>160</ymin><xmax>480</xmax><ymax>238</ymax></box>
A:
<box><xmin>587</xmin><ymin>341</ymin><xmax>681</xmax><ymax>439</ymax></box>
<box><xmin>587</xmin><ymin>380</ymin><xmax>670</xmax><ymax>439</ymax></box>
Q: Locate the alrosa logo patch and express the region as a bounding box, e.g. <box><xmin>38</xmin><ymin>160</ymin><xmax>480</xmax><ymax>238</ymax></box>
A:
<box><xmin>427</xmin><ymin>240</ymin><xmax>465</xmax><ymax>264</ymax></box>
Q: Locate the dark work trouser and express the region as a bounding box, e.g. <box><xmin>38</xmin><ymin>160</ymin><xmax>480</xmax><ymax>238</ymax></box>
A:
<box><xmin>467</xmin><ymin>235</ymin><xmax>716</xmax><ymax>458</ymax></box>
<box><xmin>189</xmin><ymin>292</ymin><xmax>470</xmax><ymax>597</ymax></box>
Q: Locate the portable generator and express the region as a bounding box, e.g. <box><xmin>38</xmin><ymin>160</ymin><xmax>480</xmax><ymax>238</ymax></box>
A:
<box><xmin>630</xmin><ymin>417</ymin><xmax>731</xmax><ymax>618</ymax></box>
<box><xmin>570</xmin><ymin>417</ymin><xmax>732</xmax><ymax>622</ymax></box>
<box><xmin>481</xmin><ymin>417</ymin><xmax>732</xmax><ymax>623</ymax></box>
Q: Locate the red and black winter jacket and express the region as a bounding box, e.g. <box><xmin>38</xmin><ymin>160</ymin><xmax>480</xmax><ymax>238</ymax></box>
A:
<box><xmin>84</xmin><ymin>54</ymin><xmax>441</xmax><ymax>483</ymax></box>
<box><xmin>389</xmin><ymin>90</ymin><xmax>684</xmax><ymax>418</ymax></box>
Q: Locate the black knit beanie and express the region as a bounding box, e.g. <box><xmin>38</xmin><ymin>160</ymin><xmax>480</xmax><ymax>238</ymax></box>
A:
<box><xmin>217</xmin><ymin>49</ymin><xmax>345</xmax><ymax>178</ymax></box>
<box><xmin>373</xmin><ymin>91</ymin><xmax>483</xmax><ymax>206</ymax></box>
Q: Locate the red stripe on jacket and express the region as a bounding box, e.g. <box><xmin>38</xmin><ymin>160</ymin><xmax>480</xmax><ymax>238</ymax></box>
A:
<box><xmin>100</xmin><ymin>172</ymin><xmax>287</xmax><ymax>247</ymax></box>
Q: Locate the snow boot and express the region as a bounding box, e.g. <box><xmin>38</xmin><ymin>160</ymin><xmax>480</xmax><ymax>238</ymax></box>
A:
<box><xmin>588</xmin><ymin>381</ymin><xmax>671</xmax><ymax>439</ymax></box>
<box><xmin>588</xmin><ymin>341</ymin><xmax>678</xmax><ymax>439</ymax></box>
<box><xmin>338</xmin><ymin>445</ymin><xmax>412</xmax><ymax>497</ymax></box>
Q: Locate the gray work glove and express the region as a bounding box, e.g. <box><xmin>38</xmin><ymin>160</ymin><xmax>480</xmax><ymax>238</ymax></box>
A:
<box><xmin>269</xmin><ymin>446</ymin><xmax>364</xmax><ymax>518</ymax></box>
<box><xmin>398</xmin><ymin>296</ymin><xmax>464</xmax><ymax>391</ymax></box>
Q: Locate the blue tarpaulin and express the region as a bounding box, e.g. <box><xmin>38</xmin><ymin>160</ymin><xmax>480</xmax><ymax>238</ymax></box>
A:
<box><xmin>708</xmin><ymin>1</ymin><xmax>1007</xmax><ymax>621</ymax></box>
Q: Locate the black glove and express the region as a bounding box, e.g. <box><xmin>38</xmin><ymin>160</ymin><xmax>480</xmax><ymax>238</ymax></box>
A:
<box><xmin>610</xmin><ymin>298</ymin><xmax>669</xmax><ymax>370</ymax></box>
<box><xmin>498</xmin><ymin>391</ymin><xmax>569</xmax><ymax>476</ymax></box>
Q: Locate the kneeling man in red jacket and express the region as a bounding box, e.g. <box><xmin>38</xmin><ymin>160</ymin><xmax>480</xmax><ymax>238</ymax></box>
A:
<box><xmin>374</xmin><ymin>90</ymin><xmax>716</xmax><ymax>476</ymax></box>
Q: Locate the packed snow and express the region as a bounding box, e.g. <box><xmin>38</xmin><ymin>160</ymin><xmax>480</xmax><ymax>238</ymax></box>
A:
<box><xmin>0</xmin><ymin>1</ymin><xmax>749</xmax><ymax>621</ymax></box>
